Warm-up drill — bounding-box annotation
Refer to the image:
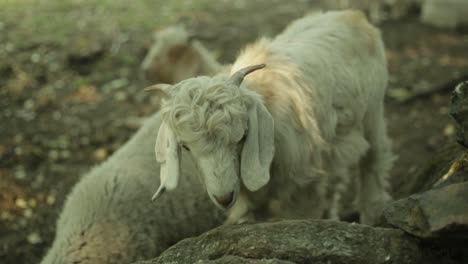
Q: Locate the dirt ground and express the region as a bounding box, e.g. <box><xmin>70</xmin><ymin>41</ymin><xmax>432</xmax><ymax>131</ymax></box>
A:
<box><xmin>1</xmin><ymin>1</ymin><xmax>467</xmax><ymax>263</ymax></box>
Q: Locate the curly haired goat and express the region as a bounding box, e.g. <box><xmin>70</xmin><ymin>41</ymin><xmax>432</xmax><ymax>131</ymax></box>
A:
<box><xmin>149</xmin><ymin>9</ymin><xmax>394</xmax><ymax>225</ymax></box>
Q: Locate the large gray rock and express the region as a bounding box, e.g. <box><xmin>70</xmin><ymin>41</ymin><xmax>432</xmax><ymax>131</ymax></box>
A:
<box><xmin>134</xmin><ymin>256</ymin><xmax>293</xmax><ymax>264</ymax></box>
<box><xmin>382</xmin><ymin>182</ymin><xmax>468</xmax><ymax>240</ymax></box>
<box><xmin>133</xmin><ymin>219</ymin><xmax>439</xmax><ymax>264</ymax></box>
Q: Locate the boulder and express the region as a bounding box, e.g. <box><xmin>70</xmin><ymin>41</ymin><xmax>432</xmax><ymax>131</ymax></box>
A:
<box><xmin>382</xmin><ymin>182</ymin><xmax>468</xmax><ymax>240</ymax></box>
<box><xmin>133</xmin><ymin>220</ymin><xmax>438</xmax><ymax>264</ymax></box>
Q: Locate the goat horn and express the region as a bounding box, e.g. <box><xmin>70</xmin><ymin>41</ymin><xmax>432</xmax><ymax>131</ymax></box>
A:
<box><xmin>229</xmin><ymin>64</ymin><xmax>266</xmax><ymax>87</ymax></box>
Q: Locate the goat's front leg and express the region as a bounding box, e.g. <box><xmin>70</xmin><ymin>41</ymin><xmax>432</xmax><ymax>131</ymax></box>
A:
<box><xmin>358</xmin><ymin>160</ymin><xmax>392</xmax><ymax>226</ymax></box>
<box><xmin>224</xmin><ymin>191</ymin><xmax>255</xmax><ymax>225</ymax></box>
<box><xmin>328</xmin><ymin>167</ymin><xmax>352</xmax><ymax>221</ymax></box>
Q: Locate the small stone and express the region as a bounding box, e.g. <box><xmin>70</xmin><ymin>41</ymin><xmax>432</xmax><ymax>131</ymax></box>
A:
<box><xmin>52</xmin><ymin>111</ymin><xmax>62</xmax><ymax>120</ymax></box>
<box><xmin>24</xmin><ymin>99</ymin><xmax>35</xmax><ymax>110</ymax></box>
<box><xmin>14</xmin><ymin>166</ymin><xmax>26</xmax><ymax>179</ymax></box>
<box><xmin>28</xmin><ymin>199</ymin><xmax>37</xmax><ymax>208</ymax></box>
<box><xmin>27</xmin><ymin>232</ymin><xmax>42</xmax><ymax>244</ymax></box>
<box><xmin>14</xmin><ymin>134</ymin><xmax>23</xmax><ymax>143</ymax></box>
<box><xmin>387</xmin><ymin>87</ymin><xmax>412</xmax><ymax>102</ymax></box>
<box><xmin>80</xmin><ymin>136</ymin><xmax>90</xmax><ymax>146</ymax></box>
<box><xmin>443</xmin><ymin>124</ymin><xmax>455</xmax><ymax>137</ymax></box>
<box><xmin>94</xmin><ymin>148</ymin><xmax>108</xmax><ymax>161</ymax></box>
<box><xmin>31</xmin><ymin>53</ymin><xmax>41</xmax><ymax>63</ymax></box>
<box><xmin>103</xmin><ymin>78</ymin><xmax>129</xmax><ymax>93</ymax></box>
<box><xmin>19</xmin><ymin>218</ymin><xmax>28</xmax><ymax>227</ymax></box>
<box><xmin>16</xmin><ymin>198</ymin><xmax>28</xmax><ymax>209</ymax></box>
<box><xmin>23</xmin><ymin>208</ymin><xmax>33</xmax><ymax>218</ymax></box>
<box><xmin>0</xmin><ymin>145</ymin><xmax>5</xmax><ymax>157</ymax></box>
<box><xmin>46</xmin><ymin>194</ymin><xmax>56</xmax><ymax>205</ymax></box>
<box><xmin>49</xmin><ymin>62</ymin><xmax>60</xmax><ymax>72</ymax></box>
<box><xmin>1</xmin><ymin>211</ymin><xmax>13</xmax><ymax>221</ymax></box>
<box><xmin>114</xmin><ymin>91</ymin><xmax>128</xmax><ymax>102</ymax></box>
<box><xmin>48</xmin><ymin>150</ymin><xmax>60</xmax><ymax>161</ymax></box>
<box><xmin>5</xmin><ymin>42</ymin><xmax>14</xmax><ymax>52</ymax></box>
<box><xmin>73</xmin><ymin>85</ymin><xmax>100</xmax><ymax>104</ymax></box>
<box><xmin>55</xmin><ymin>79</ymin><xmax>65</xmax><ymax>89</ymax></box>
<box><xmin>33</xmin><ymin>173</ymin><xmax>45</xmax><ymax>188</ymax></box>
<box><xmin>439</xmin><ymin>106</ymin><xmax>449</xmax><ymax>115</ymax></box>
<box><xmin>124</xmin><ymin>117</ymin><xmax>145</xmax><ymax>129</ymax></box>
<box><xmin>3</xmin><ymin>109</ymin><xmax>12</xmax><ymax>117</ymax></box>
<box><xmin>67</xmin><ymin>37</ymin><xmax>104</xmax><ymax>64</ymax></box>
<box><xmin>61</xmin><ymin>150</ymin><xmax>71</xmax><ymax>159</ymax></box>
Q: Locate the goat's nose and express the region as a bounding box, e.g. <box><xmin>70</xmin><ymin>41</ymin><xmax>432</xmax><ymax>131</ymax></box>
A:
<box><xmin>214</xmin><ymin>192</ymin><xmax>234</xmax><ymax>208</ymax></box>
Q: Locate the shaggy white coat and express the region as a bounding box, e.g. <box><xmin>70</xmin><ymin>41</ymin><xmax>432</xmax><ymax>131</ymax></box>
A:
<box><xmin>40</xmin><ymin>113</ymin><xmax>224</xmax><ymax>264</ymax></box>
<box><xmin>154</xmin><ymin>10</ymin><xmax>394</xmax><ymax>225</ymax></box>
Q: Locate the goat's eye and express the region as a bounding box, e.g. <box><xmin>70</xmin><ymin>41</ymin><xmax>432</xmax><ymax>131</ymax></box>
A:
<box><xmin>181</xmin><ymin>144</ymin><xmax>190</xmax><ymax>151</ymax></box>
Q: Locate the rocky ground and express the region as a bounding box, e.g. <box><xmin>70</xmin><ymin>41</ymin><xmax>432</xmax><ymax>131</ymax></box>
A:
<box><xmin>1</xmin><ymin>1</ymin><xmax>468</xmax><ymax>263</ymax></box>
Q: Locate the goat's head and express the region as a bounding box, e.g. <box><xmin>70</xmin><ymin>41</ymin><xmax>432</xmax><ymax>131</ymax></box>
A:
<box><xmin>141</xmin><ymin>25</ymin><xmax>201</xmax><ymax>84</ymax></box>
<box><xmin>146</xmin><ymin>64</ymin><xmax>274</xmax><ymax>210</ymax></box>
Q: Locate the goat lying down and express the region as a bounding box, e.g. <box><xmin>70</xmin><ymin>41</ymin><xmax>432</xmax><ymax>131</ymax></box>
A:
<box><xmin>40</xmin><ymin>113</ymin><xmax>224</xmax><ymax>264</ymax></box>
<box><xmin>41</xmin><ymin>10</ymin><xmax>393</xmax><ymax>264</ymax></box>
<box><xmin>149</xmin><ymin>9</ymin><xmax>394</xmax><ymax>225</ymax></box>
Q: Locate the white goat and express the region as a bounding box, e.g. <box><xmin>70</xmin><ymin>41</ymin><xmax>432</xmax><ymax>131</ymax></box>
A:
<box><xmin>40</xmin><ymin>112</ymin><xmax>224</xmax><ymax>264</ymax></box>
<box><xmin>141</xmin><ymin>25</ymin><xmax>223</xmax><ymax>84</ymax></box>
<box><xmin>148</xmin><ymin>9</ymin><xmax>394</xmax><ymax>225</ymax></box>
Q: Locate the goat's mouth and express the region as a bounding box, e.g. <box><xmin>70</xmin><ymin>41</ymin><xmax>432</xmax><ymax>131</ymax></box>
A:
<box><xmin>209</xmin><ymin>190</ymin><xmax>238</xmax><ymax>210</ymax></box>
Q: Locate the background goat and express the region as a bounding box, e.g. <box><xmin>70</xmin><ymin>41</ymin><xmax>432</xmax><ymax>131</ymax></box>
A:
<box><xmin>141</xmin><ymin>25</ymin><xmax>223</xmax><ymax>84</ymax></box>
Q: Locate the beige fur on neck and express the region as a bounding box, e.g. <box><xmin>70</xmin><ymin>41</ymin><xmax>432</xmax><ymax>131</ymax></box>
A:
<box><xmin>230</xmin><ymin>39</ymin><xmax>324</xmax><ymax>149</ymax></box>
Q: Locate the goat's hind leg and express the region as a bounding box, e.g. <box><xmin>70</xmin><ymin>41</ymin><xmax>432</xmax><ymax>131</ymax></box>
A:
<box><xmin>326</xmin><ymin>129</ymin><xmax>370</xmax><ymax>221</ymax></box>
<box><xmin>358</xmin><ymin>105</ymin><xmax>394</xmax><ymax>225</ymax></box>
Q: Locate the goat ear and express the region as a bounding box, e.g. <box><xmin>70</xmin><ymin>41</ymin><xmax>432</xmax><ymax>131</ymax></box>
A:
<box><xmin>144</xmin><ymin>84</ymin><xmax>172</xmax><ymax>98</ymax></box>
<box><xmin>152</xmin><ymin>122</ymin><xmax>180</xmax><ymax>200</ymax></box>
<box><xmin>240</xmin><ymin>102</ymin><xmax>275</xmax><ymax>191</ymax></box>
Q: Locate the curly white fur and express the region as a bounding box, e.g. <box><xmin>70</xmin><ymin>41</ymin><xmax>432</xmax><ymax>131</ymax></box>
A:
<box><xmin>40</xmin><ymin>112</ymin><xmax>224</xmax><ymax>264</ymax></box>
<box><xmin>152</xmin><ymin>10</ymin><xmax>394</xmax><ymax>225</ymax></box>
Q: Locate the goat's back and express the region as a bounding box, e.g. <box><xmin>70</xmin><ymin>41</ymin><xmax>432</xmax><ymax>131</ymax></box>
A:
<box><xmin>272</xmin><ymin>9</ymin><xmax>387</xmax><ymax>100</ymax></box>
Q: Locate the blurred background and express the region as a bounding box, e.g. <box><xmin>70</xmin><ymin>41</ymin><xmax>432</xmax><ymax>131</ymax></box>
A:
<box><xmin>0</xmin><ymin>0</ymin><xmax>467</xmax><ymax>263</ymax></box>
